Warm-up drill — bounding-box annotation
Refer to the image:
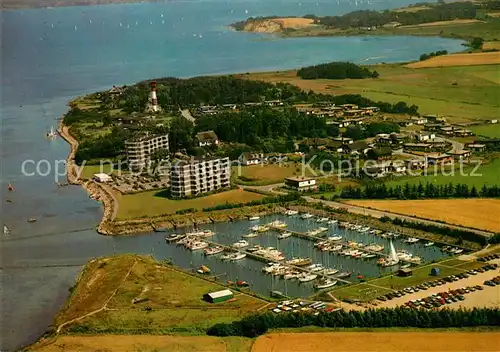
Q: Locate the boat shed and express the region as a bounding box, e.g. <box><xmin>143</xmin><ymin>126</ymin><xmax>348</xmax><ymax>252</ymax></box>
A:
<box><xmin>398</xmin><ymin>268</ymin><xmax>413</xmax><ymax>277</ymax></box>
<box><xmin>203</xmin><ymin>289</ymin><xmax>234</xmax><ymax>303</ymax></box>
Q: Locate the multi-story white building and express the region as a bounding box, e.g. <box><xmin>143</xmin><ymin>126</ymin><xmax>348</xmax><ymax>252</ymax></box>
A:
<box><xmin>170</xmin><ymin>157</ymin><xmax>231</xmax><ymax>198</ymax></box>
<box><xmin>125</xmin><ymin>134</ymin><xmax>169</xmax><ymax>171</ymax></box>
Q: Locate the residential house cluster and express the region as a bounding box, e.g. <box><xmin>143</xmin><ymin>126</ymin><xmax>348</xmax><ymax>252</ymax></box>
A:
<box><xmin>193</xmin><ymin>100</ymin><xmax>284</xmax><ymax>117</ymax></box>
<box><xmin>295</xmin><ymin>103</ymin><xmax>379</xmax><ymax>128</ymax></box>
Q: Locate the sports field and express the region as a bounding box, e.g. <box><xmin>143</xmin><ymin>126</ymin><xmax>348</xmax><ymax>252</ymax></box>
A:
<box><xmin>115</xmin><ymin>189</ymin><xmax>265</xmax><ymax>219</ymax></box>
<box><xmin>245</xmin><ymin>64</ymin><xmax>500</xmax><ymax>123</ymax></box>
<box><xmin>346</xmin><ymin>198</ymin><xmax>500</xmax><ymax>232</ymax></box>
<box><xmin>251</xmin><ymin>332</ymin><xmax>500</xmax><ymax>352</ymax></box>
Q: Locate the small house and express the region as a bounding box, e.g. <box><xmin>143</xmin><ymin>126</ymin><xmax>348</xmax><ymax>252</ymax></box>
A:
<box><xmin>284</xmin><ymin>176</ymin><xmax>317</xmax><ymax>192</ymax></box>
<box><xmin>398</xmin><ymin>268</ymin><xmax>413</xmax><ymax>277</ymax></box>
<box><xmin>416</xmin><ymin>133</ymin><xmax>436</xmax><ymax>142</ymax></box>
<box><xmin>410</xmin><ymin>116</ymin><xmax>428</xmax><ymax>125</ymax></box>
<box><xmin>265</xmin><ymin>100</ymin><xmax>283</xmax><ymax>106</ymax></box>
<box><xmin>367</xmin><ymin>147</ymin><xmax>392</xmax><ymax>161</ymax></box>
<box><xmin>333</xmin><ymin>137</ymin><xmax>354</xmax><ymax>144</ymax></box>
<box><xmin>406</xmin><ymin>159</ymin><xmax>426</xmax><ymax>170</ymax></box>
<box><xmin>448</xmin><ymin>150</ymin><xmax>471</xmax><ymax>160</ymax></box>
<box><xmin>341</xmin><ymin>141</ymin><xmax>370</xmax><ymax>155</ymax></box>
<box><xmin>426</xmin><ymin>153</ymin><xmax>453</xmax><ymax>165</ymax></box>
<box><xmin>466</xmin><ymin>143</ymin><xmax>486</xmax><ymax>152</ymax></box>
<box><xmin>238</xmin><ymin>152</ymin><xmax>263</xmax><ymax>166</ymax></box>
<box><xmin>203</xmin><ymin>289</ymin><xmax>234</xmax><ymax>303</ymax></box>
<box><xmin>430</xmin><ymin>267</ymin><xmax>441</xmax><ymax>276</ymax></box>
<box><xmin>93</xmin><ymin>173</ymin><xmax>112</xmax><ymax>183</ymax></box>
<box><xmin>196</xmin><ymin>130</ymin><xmax>219</xmax><ymax>147</ymax></box>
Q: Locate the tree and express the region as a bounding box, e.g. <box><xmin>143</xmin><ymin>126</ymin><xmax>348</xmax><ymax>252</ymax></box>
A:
<box><xmin>169</xmin><ymin>116</ymin><xmax>195</xmax><ymax>152</ymax></box>
<box><xmin>470</xmin><ymin>37</ymin><xmax>484</xmax><ymax>50</ymax></box>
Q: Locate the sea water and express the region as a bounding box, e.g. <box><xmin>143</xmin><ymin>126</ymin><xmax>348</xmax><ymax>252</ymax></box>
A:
<box><xmin>1</xmin><ymin>1</ymin><xmax>465</xmax><ymax>350</ymax></box>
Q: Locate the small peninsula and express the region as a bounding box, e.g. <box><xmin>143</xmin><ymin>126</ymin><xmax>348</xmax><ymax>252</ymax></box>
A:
<box><xmin>230</xmin><ymin>1</ymin><xmax>500</xmax><ymax>44</ymax></box>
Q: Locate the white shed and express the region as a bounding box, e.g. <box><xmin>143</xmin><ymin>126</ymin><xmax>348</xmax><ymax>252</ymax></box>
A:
<box><xmin>93</xmin><ymin>173</ymin><xmax>112</xmax><ymax>183</ymax></box>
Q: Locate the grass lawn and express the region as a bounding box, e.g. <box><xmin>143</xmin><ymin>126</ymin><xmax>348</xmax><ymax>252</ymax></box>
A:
<box><xmin>232</xmin><ymin>164</ymin><xmax>313</xmax><ymax>186</ymax></box>
<box><xmin>328</xmin><ymin>283</ymin><xmax>394</xmax><ymax>302</ymax></box>
<box><xmin>79</xmin><ymin>164</ymin><xmax>124</xmax><ymax>180</ymax></box>
<box><xmin>386</xmin><ymin>157</ymin><xmax>500</xmax><ymax>188</ymax></box>
<box><xmin>245</xmin><ymin>64</ymin><xmax>500</xmax><ymax>123</ymax></box>
<box><xmin>115</xmin><ymin>189</ymin><xmax>265</xmax><ymax>219</ymax></box>
<box><xmin>469</xmin><ymin>123</ymin><xmax>500</xmax><ymax>138</ymax></box>
<box><xmin>58</xmin><ymin>255</ymin><xmax>266</xmax><ymax>335</ymax></box>
<box><xmin>367</xmin><ymin>265</ymin><xmax>464</xmax><ymax>291</ymax></box>
<box><xmin>328</xmin><ymin>263</ymin><xmax>466</xmax><ymax>301</ymax></box>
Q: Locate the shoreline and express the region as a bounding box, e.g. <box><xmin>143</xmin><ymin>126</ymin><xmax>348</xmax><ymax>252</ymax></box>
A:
<box><xmin>57</xmin><ymin>117</ymin><xmax>117</xmax><ymax>235</ymax></box>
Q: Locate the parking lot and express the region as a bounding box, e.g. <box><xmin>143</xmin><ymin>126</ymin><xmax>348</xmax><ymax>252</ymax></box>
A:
<box><xmin>376</xmin><ymin>262</ymin><xmax>499</xmax><ymax>309</ymax></box>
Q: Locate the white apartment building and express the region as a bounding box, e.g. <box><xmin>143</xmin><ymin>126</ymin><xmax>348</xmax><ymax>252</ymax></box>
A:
<box><xmin>125</xmin><ymin>134</ymin><xmax>169</xmax><ymax>171</ymax></box>
<box><xmin>170</xmin><ymin>157</ymin><xmax>230</xmax><ymax>198</ymax></box>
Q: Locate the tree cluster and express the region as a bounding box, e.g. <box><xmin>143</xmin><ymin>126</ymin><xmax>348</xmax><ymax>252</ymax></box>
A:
<box><xmin>297</xmin><ymin>61</ymin><xmax>378</xmax><ymax>80</ymax></box>
<box><xmin>74</xmin><ymin>127</ymin><xmax>132</xmax><ymax>164</ymax></box>
<box><xmin>420</xmin><ymin>50</ymin><xmax>448</xmax><ymax>61</ymax></box>
<box><xmin>314</xmin><ymin>2</ymin><xmax>477</xmax><ymax>29</ymax></box>
<box><xmin>207</xmin><ymin>307</ymin><xmax>500</xmax><ymax>337</ymax></box>
<box><xmin>344</xmin><ymin>122</ymin><xmax>400</xmax><ymax>140</ymax></box>
<box><xmin>340</xmin><ymin>182</ymin><xmax>500</xmax><ymax>199</ymax></box>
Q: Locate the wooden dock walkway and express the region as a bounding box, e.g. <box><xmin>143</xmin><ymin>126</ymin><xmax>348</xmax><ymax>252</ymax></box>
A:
<box><xmin>267</xmin><ymin>226</ymin><xmax>419</xmax><ymax>265</ymax></box>
<box><xmin>184</xmin><ymin>237</ymin><xmax>353</xmax><ymax>284</ymax></box>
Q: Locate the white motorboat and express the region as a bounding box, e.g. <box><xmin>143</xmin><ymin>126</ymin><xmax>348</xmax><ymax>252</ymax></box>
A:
<box><xmin>327</xmin><ymin>235</ymin><xmax>342</xmax><ymax>241</ymax></box>
<box><xmin>247</xmin><ymin>245</ymin><xmax>263</xmax><ymax>252</ymax></box>
<box><xmin>452</xmin><ymin>248</ymin><xmax>464</xmax><ymax>254</ymax></box>
<box><xmin>269</xmin><ymin>220</ymin><xmax>287</xmax><ymax>228</ymax></box>
<box><xmin>315</xmin><ymin>278</ymin><xmax>337</xmax><ymax>289</ymax></box>
<box><xmin>323</xmin><ymin>268</ymin><xmax>339</xmax><ymax>275</ymax></box>
<box><xmin>249</xmin><ymin>216</ymin><xmax>260</xmax><ymax>221</ymax></box>
<box><xmin>298</xmin><ymin>273</ymin><xmax>318</xmax><ymax>282</ymax></box>
<box><xmin>306</xmin><ymin>264</ymin><xmax>324</xmax><ymax>272</ymax></box>
<box><xmin>301</xmin><ymin>213</ymin><xmax>313</xmax><ymax>219</ymax></box>
<box><xmin>364</xmin><ymin>254</ymin><xmax>376</xmax><ymax>259</ymax></box>
<box><xmin>285</xmin><ymin>209</ymin><xmax>298</xmax><ymax>216</ymax></box>
<box><xmin>424</xmin><ymin>241</ymin><xmax>435</xmax><ymax>247</ymax></box>
<box><xmin>278</xmin><ymin>232</ymin><xmax>292</xmax><ymax>240</ymax></box>
<box><xmin>203</xmin><ymin>246</ymin><xmax>224</xmax><ymax>255</ymax></box>
<box><xmin>189</xmin><ymin>241</ymin><xmax>209</xmax><ymax>251</ymax></box>
<box><xmin>242</xmin><ymin>232</ymin><xmax>259</xmax><ymax>238</ymax></box>
<box><xmin>405</xmin><ymin>237</ymin><xmax>420</xmax><ymax>244</ymax></box>
<box><xmin>327</xmin><ymin>219</ymin><xmax>338</xmax><ymax>224</ymax></box>
<box><xmin>329</xmin><ymin>245</ymin><xmax>343</xmax><ymax>252</ymax></box>
<box><xmin>232</xmin><ymin>240</ymin><xmax>249</xmax><ymax>248</ymax></box>
<box><xmin>317</xmin><ymin>217</ymin><xmax>329</xmax><ymax>223</ymax></box>
<box><xmin>286</xmin><ymin>258</ymin><xmax>312</xmax><ymax>267</ymax></box>
<box><xmin>230</xmin><ymin>252</ymin><xmax>247</xmax><ymax>261</ymax></box>
<box><xmin>165</xmin><ymin>234</ymin><xmax>186</xmax><ymax>243</ymax></box>
<box><xmin>4</xmin><ymin>225</ymin><xmax>10</xmax><ymax>235</ymax></box>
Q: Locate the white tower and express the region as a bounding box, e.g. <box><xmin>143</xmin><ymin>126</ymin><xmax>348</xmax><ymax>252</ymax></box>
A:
<box><xmin>145</xmin><ymin>81</ymin><xmax>162</xmax><ymax>113</ymax></box>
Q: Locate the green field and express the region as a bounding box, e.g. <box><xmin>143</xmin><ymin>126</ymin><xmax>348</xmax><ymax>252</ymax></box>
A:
<box><xmin>248</xmin><ymin>64</ymin><xmax>500</xmax><ymax>123</ymax></box>
<box><xmin>328</xmin><ymin>261</ymin><xmax>468</xmax><ymax>301</ymax></box>
<box><xmin>58</xmin><ymin>255</ymin><xmax>266</xmax><ymax>335</ymax></box>
<box><xmin>115</xmin><ymin>189</ymin><xmax>265</xmax><ymax>219</ymax></box>
<box><xmin>386</xmin><ymin>157</ymin><xmax>500</xmax><ymax>188</ymax></box>
<box><xmin>469</xmin><ymin>123</ymin><xmax>500</xmax><ymax>138</ymax></box>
